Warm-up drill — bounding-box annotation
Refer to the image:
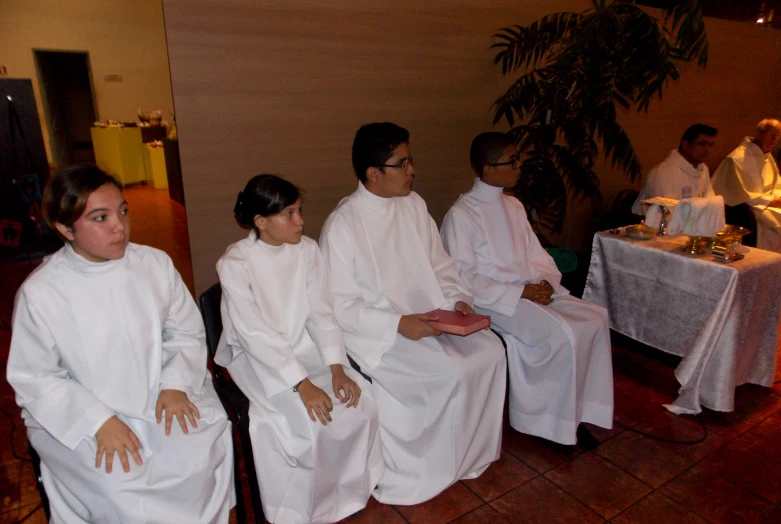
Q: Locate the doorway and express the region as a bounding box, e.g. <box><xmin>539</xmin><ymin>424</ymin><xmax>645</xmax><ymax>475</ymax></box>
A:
<box><xmin>33</xmin><ymin>50</ymin><xmax>97</xmax><ymax>167</ymax></box>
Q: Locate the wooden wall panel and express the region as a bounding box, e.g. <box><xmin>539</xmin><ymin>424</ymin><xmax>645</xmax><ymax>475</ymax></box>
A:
<box><xmin>162</xmin><ymin>0</ymin><xmax>781</xmax><ymax>294</ymax></box>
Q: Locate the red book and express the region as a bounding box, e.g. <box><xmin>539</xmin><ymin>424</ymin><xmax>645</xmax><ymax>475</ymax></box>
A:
<box><xmin>425</xmin><ymin>309</ymin><xmax>491</xmax><ymax>336</ymax></box>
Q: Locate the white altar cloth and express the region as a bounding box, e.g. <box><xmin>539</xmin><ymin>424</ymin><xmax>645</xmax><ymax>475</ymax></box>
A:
<box><xmin>583</xmin><ymin>229</ymin><xmax>781</xmax><ymax>414</ymax></box>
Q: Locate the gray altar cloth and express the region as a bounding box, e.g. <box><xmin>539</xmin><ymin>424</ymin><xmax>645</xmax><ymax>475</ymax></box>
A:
<box><xmin>583</xmin><ymin>229</ymin><xmax>781</xmax><ymax>414</ymax></box>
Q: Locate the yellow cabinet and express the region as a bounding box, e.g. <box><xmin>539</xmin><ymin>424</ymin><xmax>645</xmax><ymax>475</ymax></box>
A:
<box><xmin>142</xmin><ymin>145</ymin><xmax>168</xmax><ymax>189</ymax></box>
<box><xmin>90</xmin><ymin>127</ymin><xmax>146</xmax><ymax>186</ymax></box>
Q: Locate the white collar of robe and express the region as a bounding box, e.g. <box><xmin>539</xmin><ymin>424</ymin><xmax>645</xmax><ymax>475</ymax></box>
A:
<box><xmin>62</xmin><ymin>241</ymin><xmax>123</xmax><ymax>275</ymax></box>
<box><xmin>471</xmin><ymin>177</ymin><xmax>505</xmax><ymax>203</ymax></box>
<box><xmin>357</xmin><ymin>181</ymin><xmax>395</xmax><ymax>209</ymax></box>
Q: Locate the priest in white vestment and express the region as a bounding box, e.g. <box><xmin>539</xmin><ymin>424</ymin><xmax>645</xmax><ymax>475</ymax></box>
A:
<box><xmin>712</xmin><ymin>119</ymin><xmax>781</xmax><ymax>252</ymax></box>
<box><xmin>441</xmin><ymin>132</ymin><xmax>614</xmax><ymax>446</ymax></box>
<box><xmin>632</xmin><ymin>124</ymin><xmax>718</xmax><ymax>215</ymax></box>
<box><xmin>7</xmin><ymin>166</ymin><xmax>234</xmax><ymax>524</ymax></box>
<box><xmin>215</xmin><ymin>174</ymin><xmax>383</xmax><ymax>524</ymax></box>
<box><xmin>319</xmin><ymin>123</ymin><xmax>506</xmax><ymax>505</ymax></box>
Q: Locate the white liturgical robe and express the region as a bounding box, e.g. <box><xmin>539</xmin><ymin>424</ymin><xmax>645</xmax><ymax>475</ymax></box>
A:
<box><xmin>631</xmin><ymin>149</ymin><xmax>715</xmax><ymax>215</ymax></box>
<box><xmin>319</xmin><ymin>182</ymin><xmax>506</xmax><ymax>505</ymax></box>
<box><xmin>441</xmin><ymin>178</ymin><xmax>614</xmax><ymax>445</ymax></box>
<box><xmin>215</xmin><ymin>233</ymin><xmax>383</xmax><ymax>524</ymax></box>
<box><xmin>7</xmin><ymin>243</ymin><xmax>234</xmax><ymax>524</ymax></box>
<box><xmin>712</xmin><ymin>138</ymin><xmax>781</xmax><ymax>252</ymax></box>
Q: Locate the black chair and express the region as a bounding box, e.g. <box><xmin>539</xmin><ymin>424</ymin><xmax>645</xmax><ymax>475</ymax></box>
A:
<box><xmin>28</xmin><ymin>444</ymin><xmax>51</xmax><ymax>520</ymax></box>
<box><xmin>199</xmin><ymin>283</ymin><xmax>264</xmax><ymax>524</ymax></box>
<box><xmin>490</xmin><ymin>328</ymin><xmax>507</xmax><ymax>350</ymax></box>
<box><xmin>595</xmin><ymin>189</ymin><xmax>644</xmax><ymax>231</ymax></box>
<box><xmin>724</xmin><ymin>203</ymin><xmax>758</xmax><ymax>247</ymax></box>
<box><xmin>346</xmin><ymin>354</ymin><xmax>372</xmax><ymax>383</ymax></box>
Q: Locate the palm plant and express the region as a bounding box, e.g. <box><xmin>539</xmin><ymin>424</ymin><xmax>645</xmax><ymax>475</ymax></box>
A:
<box><xmin>492</xmin><ymin>0</ymin><xmax>708</xmax><ymax>232</ymax></box>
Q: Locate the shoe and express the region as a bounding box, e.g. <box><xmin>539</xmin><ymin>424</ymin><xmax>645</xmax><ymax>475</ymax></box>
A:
<box><xmin>576</xmin><ymin>425</ymin><xmax>600</xmax><ymax>450</ymax></box>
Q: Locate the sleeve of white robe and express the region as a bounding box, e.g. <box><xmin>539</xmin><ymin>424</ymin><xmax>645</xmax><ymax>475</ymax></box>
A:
<box><xmin>713</xmin><ymin>157</ymin><xmax>773</xmax><ymax>207</ymax></box>
<box><xmin>217</xmin><ymin>252</ymin><xmax>309</xmax><ymax>395</ymax></box>
<box><xmin>421</xmin><ymin>208</ymin><xmax>473</xmax><ymax>309</ymax></box>
<box><xmin>319</xmin><ymin>215</ymin><xmax>400</xmax><ymax>359</ymax></box>
<box><xmin>631</xmin><ymin>164</ymin><xmax>667</xmax><ymax>215</ymax></box>
<box><xmin>305</xmin><ymin>244</ymin><xmax>350</xmax><ymax>368</ymax></box>
<box><xmin>159</xmin><ymin>255</ymin><xmax>209</xmax><ymax>394</ymax></box>
<box><xmin>7</xmin><ymin>290</ymin><xmax>116</xmax><ymax>451</ymax></box>
<box><xmin>441</xmin><ymin>208</ymin><xmax>523</xmax><ymax>317</ymax></box>
<box><xmin>515</xmin><ymin>203</ymin><xmax>566</xmax><ymax>295</ymax></box>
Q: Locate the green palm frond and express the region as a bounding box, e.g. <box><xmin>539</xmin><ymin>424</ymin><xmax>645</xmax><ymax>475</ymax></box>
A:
<box><xmin>491</xmin><ymin>0</ymin><xmax>707</xmax><ymax>232</ymax></box>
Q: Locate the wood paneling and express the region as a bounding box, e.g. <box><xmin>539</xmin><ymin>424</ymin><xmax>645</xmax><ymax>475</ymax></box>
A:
<box><xmin>162</xmin><ymin>0</ymin><xmax>781</xmax><ymax>294</ymax></box>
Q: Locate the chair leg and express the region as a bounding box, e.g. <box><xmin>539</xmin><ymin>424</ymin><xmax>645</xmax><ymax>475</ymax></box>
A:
<box><xmin>238</xmin><ymin>414</ymin><xmax>265</xmax><ymax>524</ymax></box>
<box><xmin>231</xmin><ymin>428</ymin><xmax>247</xmax><ymax>524</ymax></box>
<box><xmin>28</xmin><ymin>444</ymin><xmax>51</xmax><ymax>520</ymax></box>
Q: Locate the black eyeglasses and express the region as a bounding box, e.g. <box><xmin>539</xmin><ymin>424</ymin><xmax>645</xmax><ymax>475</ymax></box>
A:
<box><xmin>373</xmin><ymin>157</ymin><xmax>414</xmax><ymax>170</ymax></box>
<box><xmin>488</xmin><ymin>154</ymin><xmax>520</xmax><ymax>167</ymax></box>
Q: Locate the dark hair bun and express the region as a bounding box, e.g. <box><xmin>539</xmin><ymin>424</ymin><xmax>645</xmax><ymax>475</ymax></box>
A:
<box><xmin>235</xmin><ymin>174</ymin><xmax>300</xmax><ymax>229</ymax></box>
<box><xmin>233</xmin><ymin>191</ymin><xmax>251</xmax><ymax>226</ymax></box>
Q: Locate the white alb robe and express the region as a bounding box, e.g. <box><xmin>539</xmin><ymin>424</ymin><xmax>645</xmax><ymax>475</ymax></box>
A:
<box><xmin>631</xmin><ymin>149</ymin><xmax>715</xmax><ymax>215</ymax></box>
<box><xmin>319</xmin><ymin>182</ymin><xmax>506</xmax><ymax>505</ymax></box>
<box><xmin>441</xmin><ymin>179</ymin><xmax>614</xmax><ymax>445</ymax></box>
<box><xmin>6</xmin><ymin>243</ymin><xmax>234</xmax><ymax>524</ymax></box>
<box><xmin>712</xmin><ymin>138</ymin><xmax>781</xmax><ymax>252</ymax></box>
<box><xmin>215</xmin><ymin>233</ymin><xmax>383</xmax><ymax>524</ymax></box>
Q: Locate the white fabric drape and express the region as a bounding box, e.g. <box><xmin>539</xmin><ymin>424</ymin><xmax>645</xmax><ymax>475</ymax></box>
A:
<box><xmin>441</xmin><ymin>178</ymin><xmax>614</xmax><ymax>444</ymax></box>
<box><xmin>7</xmin><ymin>243</ymin><xmax>234</xmax><ymax>524</ymax></box>
<box><xmin>583</xmin><ymin>231</ymin><xmax>781</xmax><ymax>414</ymax></box>
<box><xmin>320</xmin><ymin>182</ymin><xmax>506</xmax><ymax>504</ymax></box>
<box><xmin>216</xmin><ymin>234</ymin><xmax>383</xmax><ymax>523</ymax></box>
<box><xmin>666</xmin><ymin>195</ymin><xmax>725</xmax><ymax>237</ymax></box>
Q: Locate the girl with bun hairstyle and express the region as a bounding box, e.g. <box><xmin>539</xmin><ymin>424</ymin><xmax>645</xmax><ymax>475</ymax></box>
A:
<box><xmin>7</xmin><ymin>164</ymin><xmax>235</xmax><ymax>523</ymax></box>
<box><xmin>215</xmin><ymin>174</ymin><xmax>384</xmax><ymax>524</ymax></box>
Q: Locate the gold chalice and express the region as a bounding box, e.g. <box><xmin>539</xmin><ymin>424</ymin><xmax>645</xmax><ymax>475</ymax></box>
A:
<box><xmin>681</xmin><ymin>236</ymin><xmax>710</xmax><ymax>255</ymax></box>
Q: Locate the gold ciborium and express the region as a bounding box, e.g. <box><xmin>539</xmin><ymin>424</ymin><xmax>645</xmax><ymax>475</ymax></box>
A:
<box><xmin>709</xmin><ymin>225</ymin><xmax>751</xmax><ymax>252</ymax></box>
<box><xmin>682</xmin><ymin>225</ymin><xmax>751</xmax><ymax>256</ymax></box>
<box><xmin>714</xmin><ymin>225</ymin><xmax>751</xmax><ymax>245</ymax></box>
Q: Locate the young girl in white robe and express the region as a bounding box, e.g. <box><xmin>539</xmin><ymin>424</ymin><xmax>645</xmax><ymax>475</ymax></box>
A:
<box><xmin>215</xmin><ymin>174</ymin><xmax>383</xmax><ymax>524</ymax></box>
<box><xmin>6</xmin><ymin>164</ymin><xmax>235</xmax><ymax>524</ymax></box>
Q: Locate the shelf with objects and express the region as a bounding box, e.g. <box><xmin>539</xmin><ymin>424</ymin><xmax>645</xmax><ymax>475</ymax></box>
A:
<box><xmin>91</xmin><ymin>110</ymin><xmax>183</xmax><ymax>204</ymax></box>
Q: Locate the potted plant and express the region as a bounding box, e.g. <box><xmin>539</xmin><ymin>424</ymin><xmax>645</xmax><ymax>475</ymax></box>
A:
<box><xmin>491</xmin><ymin>0</ymin><xmax>708</xmax><ymax>232</ymax></box>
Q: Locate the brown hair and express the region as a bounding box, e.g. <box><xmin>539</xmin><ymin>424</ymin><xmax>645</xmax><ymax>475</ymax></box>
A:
<box><xmin>43</xmin><ymin>164</ymin><xmax>121</xmax><ymax>235</ymax></box>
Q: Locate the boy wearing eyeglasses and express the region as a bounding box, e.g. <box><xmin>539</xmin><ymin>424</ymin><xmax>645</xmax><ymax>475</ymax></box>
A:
<box><xmin>441</xmin><ymin>131</ymin><xmax>614</xmax><ymax>448</ymax></box>
<box><xmin>319</xmin><ymin>122</ymin><xmax>507</xmax><ymax>506</ymax></box>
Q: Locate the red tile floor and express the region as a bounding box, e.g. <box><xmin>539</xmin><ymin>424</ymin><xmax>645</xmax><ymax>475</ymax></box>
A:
<box><xmin>2</xmin><ymin>185</ymin><xmax>781</xmax><ymax>523</ymax></box>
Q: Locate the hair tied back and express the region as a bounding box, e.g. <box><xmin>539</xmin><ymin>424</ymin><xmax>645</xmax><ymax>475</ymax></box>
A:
<box><xmin>234</xmin><ymin>191</ymin><xmax>245</xmax><ymax>215</ymax></box>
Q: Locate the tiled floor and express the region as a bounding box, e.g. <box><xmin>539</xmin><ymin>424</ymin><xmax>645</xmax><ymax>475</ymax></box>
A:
<box><xmin>2</xmin><ymin>185</ymin><xmax>781</xmax><ymax>523</ymax></box>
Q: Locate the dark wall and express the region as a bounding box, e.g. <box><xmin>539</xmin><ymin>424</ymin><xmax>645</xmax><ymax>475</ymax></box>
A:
<box><xmin>0</xmin><ymin>78</ymin><xmax>50</xmax><ymax>222</ymax></box>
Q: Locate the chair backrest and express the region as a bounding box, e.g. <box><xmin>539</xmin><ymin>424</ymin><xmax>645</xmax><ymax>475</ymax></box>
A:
<box><xmin>199</xmin><ymin>283</ymin><xmax>223</xmax><ymax>359</ymax></box>
<box><xmin>724</xmin><ymin>203</ymin><xmax>758</xmax><ymax>247</ymax></box>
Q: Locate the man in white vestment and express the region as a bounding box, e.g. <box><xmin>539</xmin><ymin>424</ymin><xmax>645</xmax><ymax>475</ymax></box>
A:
<box><xmin>441</xmin><ymin>132</ymin><xmax>614</xmax><ymax>447</ymax></box>
<box><xmin>632</xmin><ymin>123</ymin><xmax>718</xmax><ymax>215</ymax></box>
<box><xmin>712</xmin><ymin>118</ymin><xmax>781</xmax><ymax>252</ymax></box>
<box><xmin>319</xmin><ymin>122</ymin><xmax>507</xmax><ymax>505</ymax></box>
